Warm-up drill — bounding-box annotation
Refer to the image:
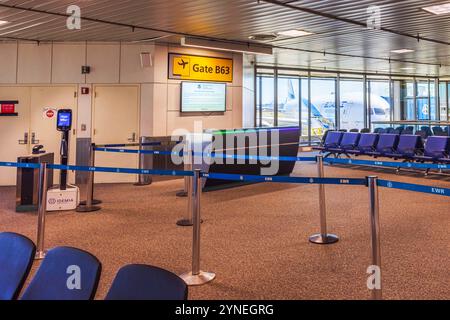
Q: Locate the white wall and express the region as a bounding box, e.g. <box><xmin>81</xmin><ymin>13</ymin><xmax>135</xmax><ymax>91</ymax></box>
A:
<box><xmin>0</xmin><ymin>41</ymin><xmax>247</xmax><ymax>137</ymax></box>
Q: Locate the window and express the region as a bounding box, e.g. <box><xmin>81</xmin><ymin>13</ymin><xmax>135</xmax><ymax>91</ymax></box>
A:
<box><xmin>400</xmin><ymin>81</ymin><xmax>415</xmax><ymax>120</ymax></box>
<box><xmin>257</xmin><ymin>75</ymin><xmax>275</xmax><ymax>127</ymax></box>
<box><xmin>369</xmin><ymin>81</ymin><xmax>391</xmax><ymax>128</ymax></box>
<box><xmin>439</xmin><ymin>82</ymin><xmax>447</xmax><ymax>121</ymax></box>
<box><xmin>340</xmin><ymin>79</ymin><xmax>365</xmax><ymax>131</ymax></box>
<box><xmin>277</xmin><ymin>77</ymin><xmax>300</xmax><ymax>127</ymax></box>
<box><xmin>416</xmin><ymin>80</ymin><xmax>430</xmax><ymax>120</ymax></box>
<box><xmin>310</xmin><ymin>78</ymin><xmax>336</xmax><ymax>142</ymax></box>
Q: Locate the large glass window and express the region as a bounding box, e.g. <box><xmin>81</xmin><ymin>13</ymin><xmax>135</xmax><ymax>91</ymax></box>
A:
<box><xmin>369</xmin><ymin>80</ymin><xmax>391</xmax><ymax>128</ymax></box>
<box><xmin>277</xmin><ymin>77</ymin><xmax>300</xmax><ymax>127</ymax></box>
<box><xmin>400</xmin><ymin>81</ymin><xmax>415</xmax><ymax>120</ymax></box>
<box><xmin>439</xmin><ymin>82</ymin><xmax>447</xmax><ymax>121</ymax></box>
<box><xmin>301</xmin><ymin>78</ymin><xmax>309</xmax><ymax>143</ymax></box>
<box><xmin>257</xmin><ymin>75</ymin><xmax>275</xmax><ymax>127</ymax></box>
<box><xmin>416</xmin><ymin>80</ymin><xmax>430</xmax><ymax>120</ymax></box>
<box><xmin>310</xmin><ymin>78</ymin><xmax>336</xmax><ymax>142</ymax></box>
<box><xmin>340</xmin><ymin>79</ymin><xmax>364</xmax><ymax>131</ymax></box>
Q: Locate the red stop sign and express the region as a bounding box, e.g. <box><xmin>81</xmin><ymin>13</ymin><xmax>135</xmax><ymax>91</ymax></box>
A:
<box><xmin>46</xmin><ymin>110</ymin><xmax>54</xmax><ymax>118</ymax></box>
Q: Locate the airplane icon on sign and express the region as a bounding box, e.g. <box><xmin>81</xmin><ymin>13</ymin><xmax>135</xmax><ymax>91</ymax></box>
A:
<box><xmin>178</xmin><ymin>59</ymin><xmax>188</xmax><ymax>69</ymax></box>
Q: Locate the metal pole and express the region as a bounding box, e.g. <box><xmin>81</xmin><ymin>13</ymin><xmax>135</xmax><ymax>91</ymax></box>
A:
<box><xmin>180</xmin><ymin>169</ymin><xmax>215</xmax><ymax>286</ymax></box>
<box><xmin>309</xmin><ymin>155</ymin><xmax>339</xmax><ymax>244</ymax></box>
<box><xmin>35</xmin><ymin>162</ymin><xmax>48</xmax><ymax>260</ymax></box>
<box><xmin>77</xmin><ymin>144</ymin><xmax>101</xmax><ymax>212</ymax></box>
<box><xmin>367</xmin><ymin>176</ymin><xmax>382</xmax><ymax>300</ymax></box>
<box><xmin>134</xmin><ymin>136</ymin><xmax>151</xmax><ymax>186</ymax></box>
<box><xmin>177</xmin><ymin>141</ymin><xmax>202</xmax><ymax>226</ymax></box>
<box><xmin>176</xmin><ymin>140</ymin><xmax>189</xmax><ymax>197</ymax></box>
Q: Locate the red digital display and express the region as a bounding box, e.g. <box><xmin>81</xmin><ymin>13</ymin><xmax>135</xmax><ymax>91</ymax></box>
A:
<box><xmin>1</xmin><ymin>104</ymin><xmax>15</xmax><ymax>114</ymax></box>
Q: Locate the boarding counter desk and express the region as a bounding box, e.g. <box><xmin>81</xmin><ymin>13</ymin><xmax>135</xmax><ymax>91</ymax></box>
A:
<box><xmin>200</xmin><ymin>126</ymin><xmax>300</xmax><ymax>191</ymax></box>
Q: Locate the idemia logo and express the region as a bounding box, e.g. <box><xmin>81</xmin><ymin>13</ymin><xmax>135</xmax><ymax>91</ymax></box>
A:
<box><xmin>48</xmin><ymin>198</ymin><xmax>74</xmax><ymax>205</ymax></box>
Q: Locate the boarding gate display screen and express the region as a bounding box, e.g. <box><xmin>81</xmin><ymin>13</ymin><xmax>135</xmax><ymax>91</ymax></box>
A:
<box><xmin>181</xmin><ymin>82</ymin><xmax>226</xmax><ymax>113</ymax></box>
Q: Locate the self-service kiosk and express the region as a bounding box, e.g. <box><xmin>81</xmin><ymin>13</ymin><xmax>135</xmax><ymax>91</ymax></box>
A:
<box><xmin>47</xmin><ymin>109</ymin><xmax>80</xmax><ymax>211</ymax></box>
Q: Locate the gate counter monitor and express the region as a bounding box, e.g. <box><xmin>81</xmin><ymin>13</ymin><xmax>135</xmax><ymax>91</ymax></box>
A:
<box><xmin>181</xmin><ymin>82</ymin><xmax>226</xmax><ymax>113</ymax></box>
<box><xmin>57</xmin><ymin>109</ymin><xmax>72</xmax><ymax>131</ymax></box>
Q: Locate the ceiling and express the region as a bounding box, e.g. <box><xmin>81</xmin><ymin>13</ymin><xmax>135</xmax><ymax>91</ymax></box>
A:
<box><xmin>1</xmin><ymin>0</ymin><xmax>450</xmax><ymax>76</ymax></box>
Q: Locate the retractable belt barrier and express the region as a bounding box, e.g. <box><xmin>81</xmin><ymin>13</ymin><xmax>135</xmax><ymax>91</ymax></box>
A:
<box><xmin>93</xmin><ymin>146</ymin><xmax>449</xmax><ymax>171</ymax></box>
<box><xmin>324</xmin><ymin>157</ymin><xmax>449</xmax><ymax>170</ymax></box>
<box><xmin>1</xmin><ymin>159</ymin><xmax>449</xmax><ymax>299</ymax></box>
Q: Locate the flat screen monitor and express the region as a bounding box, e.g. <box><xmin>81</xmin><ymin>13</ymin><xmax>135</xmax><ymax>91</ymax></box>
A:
<box><xmin>57</xmin><ymin>109</ymin><xmax>72</xmax><ymax>131</ymax></box>
<box><xmin>181</xmin><ymin>82</ymin><xmax>226</xmax><ymax>113</ymax></box>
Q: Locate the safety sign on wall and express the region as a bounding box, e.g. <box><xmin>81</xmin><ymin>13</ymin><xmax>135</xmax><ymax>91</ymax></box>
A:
<box><xmin>43</xmin><ymin>107</ymin><xmax>57</xmax><ymax>119</ymax></box>
<box><xmin>168</xmin><ymin>53</ymin><xmax>233</xmax><ymax>82</ymax></box>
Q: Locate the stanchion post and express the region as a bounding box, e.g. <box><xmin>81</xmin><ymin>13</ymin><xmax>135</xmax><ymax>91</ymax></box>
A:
<box><xmin>134</xmin><ymin>136</ymin><xmax>151</xmax><ymax>186</ymax></box>
<box><xmin>177</xmin><ymin>142</ymin><xmax>202</xmax><ymax>226</ymax></box>
<box><xmin>309</xmin><ymin>155</ymin><xmax>339</xmax><ymax>244</ymax></box>
<box><xmin>35</xmin><ymin>162</ymin><xmax>48</xmax><ymax>260</ymax></box>
<box><xmin>77</xmin><ymin>143</ymin><xmax>101</xmax><ymax>212</ymax></box>
<box><xmin>367</xmin><ymin>176</ymin><xmax>382</xmax><ymax>300</ymax></box>
<box><xmin>176</xmin><ymin>140</ymin><xmax>189</xmax><ymax>197</ymax></box>
<box><xmin>180</xmin><ymin>169</ymin><xmax>215</xmax><ymax>286</ymax></box>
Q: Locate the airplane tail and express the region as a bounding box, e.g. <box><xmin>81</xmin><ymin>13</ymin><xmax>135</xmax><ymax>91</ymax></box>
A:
<box><xmin>288</xmin><ymin>79</ymin><xmax>295</xmax><ymax>100</ymax></box>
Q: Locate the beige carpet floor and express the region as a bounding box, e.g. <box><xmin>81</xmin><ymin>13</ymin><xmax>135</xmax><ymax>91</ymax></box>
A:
<box><xmin>0</xmin><ymin>160</ymin><xmax>449</xmax><ymax>300</ymax></box>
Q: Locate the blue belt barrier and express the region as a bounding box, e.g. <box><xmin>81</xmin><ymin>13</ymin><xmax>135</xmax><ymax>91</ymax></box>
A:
<box><xmin>47</xmin><ymin>164</ymin><xmax>194</xmax><ymax>177</ymax></box>
<box><xmin>94</xmin><ymin>147</ymin><xmax>178</xmax><ymax>156</ymax></box>
<box><xmin>96</xmin><ymin>142</ymin><xmax>162</xmax><ymax>148</ymax></box>
<box><xmin>377</xmin><ymin>179</ymin><xmax>450</xmax><ymax>197</ymax></box>
<box><xmin>324</xmin><ymin>157</ymin><xmax>449</xmax><ymax>170</ymax></box>
<box><xmin>0</xmin><ymin>161</ymin><xmax>40</xmax><ymax>169</ymax></box>
<box><xmin>94</xmin><ymin>147</ymin><xmax>318</xmax><ymax>163</ymax></box>
<box><xmin>202</xmin><ymin>172</ymin><xmax>367</xmax><ymax>185</ymax></box>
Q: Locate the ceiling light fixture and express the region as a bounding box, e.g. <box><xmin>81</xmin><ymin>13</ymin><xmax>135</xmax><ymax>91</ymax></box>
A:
<box><xmin>277</xmin><ymin>29</ymin><xmax>314</xmax><ymax>37</ymax></box>
<box><xmin>391</xmin><ymin>49</ymin><xmax>414</xmax><ymax>54</ymax></box>
<box><xmin>181</xmin><ymin>37</ymin><xmax>273</xmax><ymax>55</ymax></box>
<box><xmin>422</xmin><ymin>3</ymin><xmax>450</xmax><ymax>15</ymax></box>
<box><xmin>0</xmin><ymin>20</ymin><xmax>9</xmax><ymax>26</ymax></box>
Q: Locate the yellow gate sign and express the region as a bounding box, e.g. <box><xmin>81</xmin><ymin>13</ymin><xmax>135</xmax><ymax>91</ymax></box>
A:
<box><xmin>169</xmin><ymin>53</ymin><xmax>233</xmax><ymax>82</ymax></box>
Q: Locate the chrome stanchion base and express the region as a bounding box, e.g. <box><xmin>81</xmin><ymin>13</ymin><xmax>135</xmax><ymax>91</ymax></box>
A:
<box><xmin>176</xmin><ymin>191</ymin><xmax>188</xmax><ymax>197</ymax></box>
<box><xmin>35</xmin><ymin>250</ymin><xmax>47</xmax><ymax>260</ymax></box>
<box><xmin>180</xmin><ymin>271</ymin><xmax>216</xmax><ymax>286</ymax></box>
<box><xmin>176</xmin><ymin>218</ymin><xmax>203</xmax><ymax>227</ymax></box>
<box><xmin>76</xmin><ymin>205</ymin><xmax>101</xmax><ymax>213</ymax></box>
<box><xmin>309</xmin><ymin>233</ymin><xmax>339</xmax><ymax>244</ymax></box>
<box><xmin>80</xmin><ymin>199</ymin><xmax>102</xmax><ymax>205</ymax></box>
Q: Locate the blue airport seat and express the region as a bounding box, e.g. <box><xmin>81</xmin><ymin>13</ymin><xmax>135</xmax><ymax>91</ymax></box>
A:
<box><xmin>432</xmin><ymin>126</ymin><xmax>444</xmax><ymax>136</ymax></box>
<box><xmin>360</xmin><ymin>128</ymin><xmax>371</xmax><ymax>133</ymax></box>
<box><xmin>313</xmin><ymin>131</ymin><xmax>344</xmax><ymax>151</ymax></box>
<box><xmin>327</xmin><ymin>132</ymin><xmax>361</xmax><ymax>156</ymax></box>
<box><xmin>395</xmin><ymin>126</ymin><xmax>405</xmax><ymax>134</ymax></box>
<box><xmin>105</xmin><ymin>264</ymin><xmax>188</xmax><ymax>300</ymax></box>
<box><xmin>349</xmin><ymin>128</ymin><xmax>359</xmax><ymax>133</ymax></box>
<box><xmin>414</xmin><ymin>136</ymin><xmax>450</xmax><ymax>163</ymax></box>
<box><xmin>373</xmin><ymin>128</ymin><xmax>384</xmax><ymax>134</ymax></box>
<box><xmin>384</xmin><ymin>135</ymin><xmax>424</xmax><ymax>160</ymax></box>
<box><xmin>347</xmin><ymin>133</ymin><xmax>379</xmax><ymax>155</ymax></box>
<box><xmin>421</xmin><ymin>126</ymin><xmax>433</xmax><ymax>138</ymax></box>
<box><xmin>365</xmin><ymin>134</ymin><xmax>400</xmax><ymax>157</ymax></box>
<box><xmin>403</xmin><ymin>126</ymin><xmax>414</xmax><ymax>135</ymax></box>
<box><xmin>386</xmin><ymin>127</ymin><xmax>396</xmax><ymax>134</ymax></box>
<box><xmin>21</xmin><ymin>247</ymin><xmax>101</xmax><ymax>300</ymax></box>
<box><xmin>0</xmin><ymin>232</ymin><xmax>36</xmax><ymax>300</ymax></box>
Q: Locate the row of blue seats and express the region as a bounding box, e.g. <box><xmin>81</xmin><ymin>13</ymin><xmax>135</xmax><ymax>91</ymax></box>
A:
<box><xmin>0</xmin><ymin>232</ymin><xmax>187</xmax><ymax>300</ymax></box>
<box><xmin>314</xmin><ymin>131</ymin><xmax>450</xmax><ymax>164</ymax></box>
<box><xmin>374</xmin><ymin>126</ymin><xmax>450</xmax><ymax>137</ymax></box>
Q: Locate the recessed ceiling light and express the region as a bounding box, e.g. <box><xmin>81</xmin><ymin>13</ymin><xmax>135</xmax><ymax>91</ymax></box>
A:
<box><xmin>277</xmin><ymin>29</ymin><xmax>314</xmax><ymax>37</ymax></box>
<box><xmin>311</xmin><ymin>59</ymin><xmax>327</xmax><ymax>63</ymax></box>
<box><xmin>422</xmin><ymin>3</ymin><xmax>450</xmax><ymax>15</ymax></box>
<box><xmin>400</xmin><ymin>67</ymin><xmax>415</xmax><ymax>70</ymax></box>
<box><xmin>0</xmin><ymin>20</ymin><xmax>9</xmax><ymax>26</ymax></box>
<box><xmin>391</xmin><ymin>49</ymin><xmax>414</xmax><ymax>54</ymax></box>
